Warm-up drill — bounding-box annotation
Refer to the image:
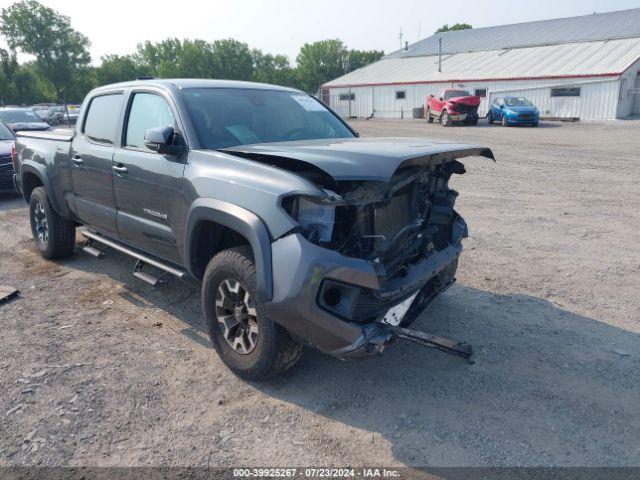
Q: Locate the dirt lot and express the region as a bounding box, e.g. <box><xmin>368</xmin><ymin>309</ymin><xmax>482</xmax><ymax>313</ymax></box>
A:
<box><xmin>1</xmin><ymin>119</ymin><xmax>639</xmax><ymax>469</ymax></box>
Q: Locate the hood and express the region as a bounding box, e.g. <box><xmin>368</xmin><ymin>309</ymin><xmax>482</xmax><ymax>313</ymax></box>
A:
<box><xmin>8</xmin><ymin>122</ymin><xmax>50</xmax><ymax>132</ymax></box>
<box><xmin>505</xmin><ymin>105</ymin><xmax>538</xmax><ymax>113</ymax></box>
<box><xmin>220</xmin><ymin>137</ymin><xmax>493</xmax><ymax>182</ymax></box>
<box><xmin>448</xmin><ymin>96</ymin><xmax>481</xmax><ymax>107</ymax></box>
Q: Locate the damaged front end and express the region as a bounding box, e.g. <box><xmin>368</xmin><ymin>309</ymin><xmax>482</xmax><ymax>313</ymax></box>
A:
<box><xmin>280</xmin><ymin>159</ymin><xmax>468</xmax><ymax>320</ymax></box>
<box><xmin>261</xmin><ymin>156</ymin><xmax>483</xmax><ymax>361</ymax></box>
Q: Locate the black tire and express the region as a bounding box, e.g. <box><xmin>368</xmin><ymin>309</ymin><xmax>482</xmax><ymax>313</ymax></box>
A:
<box><xmin>532</xmin><ymin>122</ymin><xmax>539</xmax><ymax>127</ymax></box>
<box><xmin>441</xmin><ymin>110</ymin><xmax>452</xmax><ymax>127</ymax></box>
<box><xmin>202</xmin><ymin>246</ymin><xmax>303</xmax><ymax>380</ymax></box>
<box><xmin>29</xmin><ymin>186</ymin><xmax>76</xmax><ymax>259</ymax></box>
<box><xmin>487</xmin><ymin>112</ymin><xmax>494</xmax><ymax>124</ymax></box>
<box><xmin>426</xmin><ymin>108</ymin><xmax>433</xmax><ymax>123</ymax></box>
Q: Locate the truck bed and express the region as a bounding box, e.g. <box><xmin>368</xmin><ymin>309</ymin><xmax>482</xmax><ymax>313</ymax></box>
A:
<box><xmin>17</xmin><ymin>128</ymin><xmax>74</xmax><ymax>142</ymax></box>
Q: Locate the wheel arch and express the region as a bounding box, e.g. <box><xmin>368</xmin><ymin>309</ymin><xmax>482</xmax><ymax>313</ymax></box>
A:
<box><xmin>185</xmin><ymin>198</ymin><xmax>273</xmax><ymax>302</ymax></box>
<box><xmin>20</xmin><ymin>163</ymin><xmax>62</xmax><ymax>212</ymax></box>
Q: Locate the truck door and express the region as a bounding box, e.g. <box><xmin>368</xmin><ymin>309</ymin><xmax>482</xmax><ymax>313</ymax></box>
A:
<box><xmin>112</xmin><ymin>90</ymin><xmax>186</xmax><ymax>263</ymax></box>
<box><xmin>70</xmin><ymin>93</ymin><xmax>124</xmax><ymax>234</ymax></box>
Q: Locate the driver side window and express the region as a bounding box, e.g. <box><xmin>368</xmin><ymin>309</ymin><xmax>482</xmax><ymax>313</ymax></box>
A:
<box><xmin>125</xmin><ymin>93</ymin><xmax>175</xmax><ymax>150</ymax></box>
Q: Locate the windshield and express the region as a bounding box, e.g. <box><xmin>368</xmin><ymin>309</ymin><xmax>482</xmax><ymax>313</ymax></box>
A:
<box><xmin>504</xmin><ymin>97</ymin><xmax>534</xmax><ymax>107</ymax></box>
<box><xmin>0</xmin><ymin>109</ymin><xmax>43</xmax><ymax>123</ymax></box>
<box><xmin>444</xmin><ymin>90</ymin><xmax>470</xmax><ymax>100</ymax></box>
<box><xmin>182</xmin><ymin>88</ymin><xmax>354</xmax><ymax>149</ymax></box>
<box><xmin>0</xmin><ymin>122</ymin><xmax>14</xmax><ymax>140</ymax></box>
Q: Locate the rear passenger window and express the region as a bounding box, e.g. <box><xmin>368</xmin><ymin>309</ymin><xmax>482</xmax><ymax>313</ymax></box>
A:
<box><xmin>125</xmin><ymin>93</ymin><xmax>175</xmax><ymax>150</ymax></box>
<box><xmin>83</xmin><ymin>94</ymin><xmax>123</xmax><ymax>144</ymax></box>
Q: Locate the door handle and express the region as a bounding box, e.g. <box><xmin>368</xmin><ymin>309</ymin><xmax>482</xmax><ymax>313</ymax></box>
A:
<box><xmin>71</xmin><ymin>155</ymin><xmax>84</xmax><ymax>165</ymax></box>
<box><xmin>112</xmin><ymin>164</ymin><xmax>128</xmax><ymax>174</ymax></box>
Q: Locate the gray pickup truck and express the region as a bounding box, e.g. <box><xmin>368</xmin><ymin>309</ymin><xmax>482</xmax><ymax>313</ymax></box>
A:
<box><xmin>13</xmin><ymin>79</ymin><xmax>493</xmax><ymax>379</ymax></box>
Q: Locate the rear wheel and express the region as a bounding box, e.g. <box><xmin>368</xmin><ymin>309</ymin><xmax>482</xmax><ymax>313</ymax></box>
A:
<box><xmin>202</xmin><ymin>246</ymin><xmax>302</xmax><ymax>380</ymax></box>
<box><xmin>441</xmin><ymin>110</ymin><xmax>452</xmax><ymax>127</ymax></box>
<box><xmin>29</xmin><ymin>187</ymin><xmax>76</xmax><ymax>259</ymax></box>
<box><xmin>488</xmin><ymin>112</ymin><xmax>494</xmax><ymax>124</ymax></box>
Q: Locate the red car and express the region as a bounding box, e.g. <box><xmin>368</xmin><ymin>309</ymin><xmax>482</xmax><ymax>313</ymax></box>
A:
<box><xmin>426</xmin><ymin>89</ymin><xmax>481</xmax><ymax>126</ymax></box>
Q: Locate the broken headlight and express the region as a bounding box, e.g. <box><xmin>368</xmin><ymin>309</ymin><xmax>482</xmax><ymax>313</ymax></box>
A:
<box><xmin>283</xmin><ymin>195</ymin><xmax>336</xmax><ymax>243</ymax></box>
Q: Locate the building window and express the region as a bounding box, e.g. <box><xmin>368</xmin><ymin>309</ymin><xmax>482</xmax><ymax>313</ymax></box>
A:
<box><xmin>395</xmin><ymin>90</ymin><xmax>406</xmax><ymax>100</ymax></box>
<box><xmin>551</xmin><ymin>87</ymin><xmax>581</xmax><ymax>97</ymax></box>
<box><xmin>339</xmin><ymin>93</ymin><xmax>355</xmax><ymax>101</ymax></box>
<box><xmin>475</xmin><ymin>88</ymin><xmax>487</xmax><ymax>98</ymax></box>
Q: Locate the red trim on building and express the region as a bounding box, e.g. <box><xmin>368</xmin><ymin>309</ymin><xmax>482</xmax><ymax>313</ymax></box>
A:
<box><xmin>322</xmin><ymin>73</ymin><xmax>622</xmax><ymax>89</ymax></box>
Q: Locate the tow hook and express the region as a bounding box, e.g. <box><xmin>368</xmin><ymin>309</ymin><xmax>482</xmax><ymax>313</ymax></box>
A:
<box><xmin>382</xmin><ymin>324</ymin><xmax>475</xmax><ymax>363</ymax></box>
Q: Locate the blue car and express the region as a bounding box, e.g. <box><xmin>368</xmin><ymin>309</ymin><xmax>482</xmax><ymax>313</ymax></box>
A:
<box><xmin>488</xmin><ymin>96</ymin><xmax>539</xmax><ymax>127</ymax></box>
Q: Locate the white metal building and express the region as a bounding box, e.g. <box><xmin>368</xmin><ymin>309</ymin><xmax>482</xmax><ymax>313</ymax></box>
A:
<box><xmin>322</xmin><ymin>9</ymin><xmax>640</xmax><ymax>120</ymax></box>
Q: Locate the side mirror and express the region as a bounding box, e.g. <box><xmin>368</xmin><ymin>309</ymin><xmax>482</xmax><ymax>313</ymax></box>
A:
<box><xmin>499</xmin><ymin>105</ymin><xmax>505</xmax><ymax>109</ymax></box>
<box><xmin>144</xmin><ymin>126</ymin><xmax>183</xmax><ymax>155</ymax></box>
<box><xmin>439</xmin><ymin>96</ymin><xmax>443</xmax><ymax>101</ymax></box>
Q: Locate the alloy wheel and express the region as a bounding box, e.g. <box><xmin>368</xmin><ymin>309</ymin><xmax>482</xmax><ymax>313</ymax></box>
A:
<box><xmin>215</xmin><ymin>278</ymin><xmax>259</xmax><ymax>354</ymax></box>
<box><xmin>34</xmin><ymin>201</ymin><xmax>49</xmax><ymax>245</ymax></box>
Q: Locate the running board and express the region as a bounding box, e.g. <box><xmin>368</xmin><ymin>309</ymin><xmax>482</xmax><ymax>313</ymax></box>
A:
<box><xmin>133</xmin><ymin>259</ymin><xmax>169</xmax><ymax>286</ymax></box>
<box><xmin>80</xmin><ymin>229</ymin><xmax>188</xmax><ymax>282</ymax></box>
<box><xmin>384</xmin><ymin>324</ymin><xmax>474</xmax><ymax>363</ymax></box>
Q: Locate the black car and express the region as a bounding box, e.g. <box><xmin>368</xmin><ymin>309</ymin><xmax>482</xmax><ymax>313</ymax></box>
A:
<box><xmin>0</xmin><ymin>121</ymin><xmax>16</xmax><ymax>192</ymax></box>
<box><xmin>0</xmin><ymin>108</ymin><xmax>50</xmax><ymax>132</ymax></box>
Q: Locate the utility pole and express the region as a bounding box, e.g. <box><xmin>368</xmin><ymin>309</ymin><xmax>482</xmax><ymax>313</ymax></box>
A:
<box><xmin>398</xmin><ymin>28</ymin><xmax>404</xmax><ymax>50</ymax></box>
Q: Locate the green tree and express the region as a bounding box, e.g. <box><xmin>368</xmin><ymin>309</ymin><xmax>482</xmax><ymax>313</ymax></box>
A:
<box><xmin>0</xmin><ymin>0</ymin><xmax>91</xmax><ymax>101</ymax></box>
<box><xmin>251</xmin><ymin>50</ymin><xmax>295</xmax><ymax>87</ymax></box>
<box><xmin>296</xmin><ymin>39</ymin><xmax>383</xmax><ymax>93</ymax></box>
<box><xmin>96</xmin><ymin>55</ymin><xmax>147</xmax><ymax>85</ymax></box>
<box><xmin>435</xmin><ymin>23</ymin><xmax>473</xmax><ymax>34</ymax></box>
<box><xmin>134</xmin><ymin>38</ymin><xmax>215</xmax><ymax>78</ymax></box>
<box><xmin>210</xmin><ymin>39</ymin><xmax>254</xmax><ymax>80</ymax></box>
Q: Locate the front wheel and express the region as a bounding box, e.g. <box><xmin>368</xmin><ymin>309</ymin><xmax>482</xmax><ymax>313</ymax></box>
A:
<box><xmin>29</xmin><ymin>187</ymin><xmax>76</xmax><ymax>259</ymax></box>
<box><xmin>487</xmin><ymin>112</ymin><xmax>494</xmax><ymax>124</ymax></box>
<box><xmin>441</xmin><ymin>110</ymin><xmax>452</xmax><ymax>127</ymax></box>
<box><xmin>202</xmin><ymin>246</ymin><xmax>303</xmax><ymax>380</ymax></box>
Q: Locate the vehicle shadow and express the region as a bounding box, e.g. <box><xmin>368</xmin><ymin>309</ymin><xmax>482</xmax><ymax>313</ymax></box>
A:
<box><xmin>57</xmin><ymin>245</ymin><xmax>640</xmax><ymax>467</ymax></box>
<box><xmin>0</xmin><ymin>192</ymin><xmax>24</xmax><ymax>212</ymax></box>
<box><xmin>256</xmin><ymin>286</ymin><xmax>639</xmax><ymax>467</ymax></box>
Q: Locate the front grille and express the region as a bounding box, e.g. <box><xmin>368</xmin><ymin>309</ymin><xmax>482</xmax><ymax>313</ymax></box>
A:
<box><xmin>454</xmin><ymin>104</ymin><xmax>476</xmax><ymax>114</ymax></box>
<box><xmin>0</xmin><ymin>160</ymin><xmax>15</xmax><ymax>190</ymax></box>
<box><xmin>518</xmin><ymin>114</ymin><xmax>533</xmax><ymax>120</ymax></box>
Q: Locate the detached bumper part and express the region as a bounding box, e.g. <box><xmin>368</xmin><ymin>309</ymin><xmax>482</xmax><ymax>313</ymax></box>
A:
<box><xmin>266</xmin><ymin>232</ymin><xmax>472</xmax><ymax>362</ymax></box>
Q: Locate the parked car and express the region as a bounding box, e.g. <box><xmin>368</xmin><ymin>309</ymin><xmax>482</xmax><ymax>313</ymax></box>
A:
<box><xmin>0</xmin><ymin>108</ymin><xmax>50</xmax><ymax>132</ymax></box>
<box><xmin>65</xmin><ymin>104</ymin><xmax>81</xmax><ymax>125</ymax></box>
<box><xmin>426</xmin><ymin>89</ymin><xmax>481</xmax><ymax>126</ymax></box>
<box><xmin>0</xmin><ymin>121</ymin><xmax>16</xmax><ymax>193</ymax></box>
<box><xmin>488</xmin><ymin>96</ymin><xmax>539</xmax><ymax>126</ymax></box>
<box><xmin>31</xmin><ymin>105</ymin><xmax>64</xmax><ymax>126</ymax></box>
<box><xmin>13</xmin><ymin>79</ymin><xmax>493</xmax><ymax>379</ymax></box>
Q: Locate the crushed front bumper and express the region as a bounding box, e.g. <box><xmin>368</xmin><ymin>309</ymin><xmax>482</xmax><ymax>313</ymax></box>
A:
<box><xmin>263</xmin><ymin>230</ymin><xmax>464</xmax><ymax>359</ymax></box>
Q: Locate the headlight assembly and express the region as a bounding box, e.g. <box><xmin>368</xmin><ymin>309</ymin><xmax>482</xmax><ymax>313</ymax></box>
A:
<box><xmin>283</xmin><ymin>195</ymin><xmax>336</xmax><ymax>243</ymax></box>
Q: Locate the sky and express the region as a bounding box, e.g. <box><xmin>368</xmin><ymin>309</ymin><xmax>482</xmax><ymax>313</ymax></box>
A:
<box><xmin>1</xmin><ymin>0</ymin><xmax>639</xmax><ymax>64</ymax></box>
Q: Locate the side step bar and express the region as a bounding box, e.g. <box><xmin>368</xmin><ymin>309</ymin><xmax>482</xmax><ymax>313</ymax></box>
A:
<box><xmin>80</xmin><ymin>229</ymin><xmax>188</xmax><ymax>285</ymax></box>
<box><xmin>384</xmin><ymin>324</ymin><xmax>474</xmax><ymax>363</ymax></box>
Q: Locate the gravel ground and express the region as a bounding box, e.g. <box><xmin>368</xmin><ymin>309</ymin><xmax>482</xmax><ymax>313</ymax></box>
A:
<box><xmin>0</xmin><ymin>119</ymin><xmax>639</xmax><ymax>469</ymax></box>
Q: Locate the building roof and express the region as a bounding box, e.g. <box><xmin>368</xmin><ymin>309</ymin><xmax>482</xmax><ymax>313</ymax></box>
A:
<box><xmin>386</xmin><ymin>8</ymin><xmax>640</xmax><ymax>58</ymax></box>
<box><xmin>323</xmin><ymin>37</ymin><xmax>640</xmax><ymax>88</ymax></box>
